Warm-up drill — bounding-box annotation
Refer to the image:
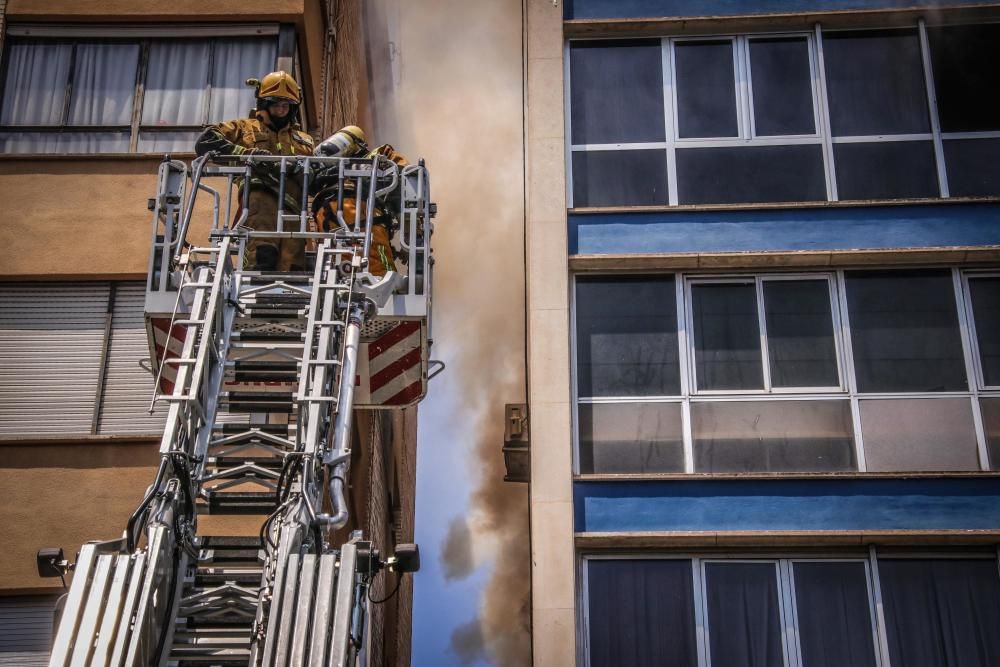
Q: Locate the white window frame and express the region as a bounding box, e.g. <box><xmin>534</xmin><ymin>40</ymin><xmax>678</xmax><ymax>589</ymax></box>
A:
<box><xmin>960</xmin><ymin>270</ymin><xmax>1000</xmax><ymax>392</ymax></box>
<box><xmin>565</xmin><ymin>19</ymin><xmax>1000</xmax><ymax>208</ymax></box>
<box><xmin>572</xmin><ymin>267</ymin><xmax>998</xmax><ymax>475</ymax></box>
<box><xmin>684</xmin><ymin>273</ymin><xmax>846</xmax><ymax>395</ymax></box>
<box><xmin>576</xmin><ymin>551</ymin><xmax>990</xmax><ymax>667</ymax></box>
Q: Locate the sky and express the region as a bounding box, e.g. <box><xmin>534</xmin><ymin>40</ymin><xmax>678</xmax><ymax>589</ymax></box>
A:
<box><xmin>361</xmin><ymin>1</ymin><xmax>531</xmax><ymax>665</ymax></box>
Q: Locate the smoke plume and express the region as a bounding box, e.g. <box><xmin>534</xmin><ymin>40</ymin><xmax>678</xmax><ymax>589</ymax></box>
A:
<box><xmin>365</xmin><ymin>0</ymin><xmax>531</xmax><ymax>664</ymax></box>
<box><xmin>451</xmin><ymin>619</ymin><xmax>487</xmax><ymax>665</ymax></box>
<box><xmin>440</xmin><ymin>516</ymin><xmax>475</xmax><ymax>581</ymax></box>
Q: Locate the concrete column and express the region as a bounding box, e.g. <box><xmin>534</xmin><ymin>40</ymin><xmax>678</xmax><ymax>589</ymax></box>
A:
<box><xmin>525</xmin><ymin>0</ymin><xmax>576</xmax><ymax>664</ymax></box>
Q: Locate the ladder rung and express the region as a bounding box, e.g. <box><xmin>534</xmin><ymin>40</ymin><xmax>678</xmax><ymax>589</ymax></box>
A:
<box><xmin>175</xmin><ymin>319</ymin><xmax>206</xmax><ymax>326</ymax></box>
<box><xmin>156</xmin><ymin>394</ymin><xmax>195</xmax><ymax>402</ymax></box>
<box><xmin>303</xmin><ymin>359</ymin><xmax>341</xmax><ymax>366</ymax></box>
<box><xmin>164</xmin><ymin>357</ymin><xmax>197</xmax><ymax>366</ymax></box>
<box><xmin>312</xmin><ymin>320</ymin><xmax>344</xmax><ymax>327</ymax></box>
<box><xmin>297</xmin><ymin>396</ymin><xmax>339</xmax><ymax>402</ymax></box>
<box><xmin>182</xmin><ymin>282</ymin><xmax>215</xmax><ymax>289</ymax></box>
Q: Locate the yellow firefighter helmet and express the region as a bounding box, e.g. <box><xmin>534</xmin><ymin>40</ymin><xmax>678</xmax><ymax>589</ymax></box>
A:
<box><xmin>256</xmin><ymin>71</ymin><xmax>301</xmax><ymax>105</ymax></box>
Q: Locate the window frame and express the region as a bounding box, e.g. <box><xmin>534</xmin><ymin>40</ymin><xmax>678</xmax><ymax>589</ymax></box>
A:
<box><xmin>0</xmin><ymin>25</ymin><xmax>286</xmax><ymax>155</ymax></box>
<box><xmin>565</xmin><ymin>18</ymin><xmax>1000</xmax><ymax>208</ymax></box>
<box><xmin>576</xmin><ymin>545</ymin><xmax>1000</xmax><ymax>667</ymax></box>
<box><xmin>961</xmin><ymin>270</ymin><xmax>1000</xmax><ymax>391</ymax></box>
<box><xmin>572</xmin><ymin>268</ymin><xmax>998</xmax><ymax>476</ymax></box>
<box><xmin>684</xmin><ymin>273</ymin><xmax>846</xmax><ymax>395</ymax></box>
<box><xmin>581</xmin><ymin>550</ymin><xmax>999</xmax><ymax>667</ymax></box>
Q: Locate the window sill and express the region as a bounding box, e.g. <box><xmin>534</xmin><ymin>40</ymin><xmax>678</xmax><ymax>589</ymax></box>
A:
<box><xmin>575</xmin><ymin>471</ymin><xmax>1000</xmax><ymax>482</ymax></box>
<box><xmin>575</xmin><ymin>529</ymin><xmax>1000</xmax><ymax>549</ymax></box>
<box><xmin>0</xmin><ymin>152</ymin><xmax>196</xmax><ymax>161</ymax></box>
<box><xmin>0</xmin><ymin>434</ymin><xmax>159</xmax><ymax>446</ymax></box>
<box><xmin>564</xmin><ymin>5</ymin><xmax>1000</xmax><ymax>37</ymax></box>
<box><xmin>570</xmin><ymin>245</ymin><xmax>1000</xmax><ymax>270</ymax></box>
<box><xmin>569</xmin><ymin>195</ymin><xmax>1000</xmax><ymax>216</ymax></box>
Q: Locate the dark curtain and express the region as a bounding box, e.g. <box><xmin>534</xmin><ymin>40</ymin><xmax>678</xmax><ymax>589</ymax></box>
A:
<box><xmin>879</xmin><ymin>559</ymin><xmax>1000</xmax><ymax>667</ymax></box>
<box><xmin>793</xmin><ymin>562</ymin><xmax>878</xmax><ymax>667</ymax></box>
<box><xmin>705</xmin><ymin>563</ymin><xmax>783</xmax><ymax>667</ymax></box>
<box><xmin>587</xmin><ymin>559</ymin><xmax>697</xmax><ymax>667</ymax></box>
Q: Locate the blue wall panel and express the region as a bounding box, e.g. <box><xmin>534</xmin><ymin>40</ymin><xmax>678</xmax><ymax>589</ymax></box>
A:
<box><xmin>569</xmin><ymin>203</ymin><xmax>1000</xmax><ymax>255</ymax></box>
<box><xmin>574</xmin><ymin>478</ymin><xmax>1000</xmax><ymax>533</ymax></box>
<box><xmin>566</xmin><ymin>0</ymin><xmax>1000</xmax><ymax>21</ymax></box>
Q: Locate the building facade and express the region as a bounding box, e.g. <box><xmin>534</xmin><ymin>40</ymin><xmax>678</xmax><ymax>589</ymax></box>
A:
<box><xmin>0</xmin><ymin>1</ymin><xmax>416</xmax><ymax>664</ymax></box>
<box><xmin>524</xmin><ymin>0</ymin><xmax>1000</xmax><ymax>664</ymax></box>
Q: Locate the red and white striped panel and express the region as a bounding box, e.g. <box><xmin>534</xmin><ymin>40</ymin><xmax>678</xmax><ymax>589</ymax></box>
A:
<box><xmin>149</xmin><ymin>317</ymin><xmax>188</xmax><ymax>395</ymax></box>
<box><xmin>355</xmin><ymin>320</ymin><xmax>425</xmax><ymax>407</ymax></box>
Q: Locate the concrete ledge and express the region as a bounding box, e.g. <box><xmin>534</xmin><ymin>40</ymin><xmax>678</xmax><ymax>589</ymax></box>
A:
<box><xmin>563</xmin><ymin>2</ymin><xmax>1000</xmax><ymax>31</ymax></box>
<box><xmin>575</xmin><ymin>477</ymin><xmax>1000</xmax><ymax>533</ymax></box>
<box><xmin>576</xmin><ymin>529</ymin><xmax>1000</xmax><ymax>548</ymax></box>
<box><xmin>570</xmin><ymin>246</ymin><xmax>1000</xmax><ymax>271</ymax></box>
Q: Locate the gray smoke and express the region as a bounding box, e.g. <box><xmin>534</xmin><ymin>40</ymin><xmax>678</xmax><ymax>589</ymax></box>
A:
<box><xmin>364</xmin><ymin>0</ymin><xmax>531</xmax><ymax>665</ymax></box>
<box><xmin>451</xmin><ymin>619</ymin><xmax>487</xmax><ymax>665</ymax></box>
<box><xmin>440</xmin><ymin>516</ymin><xmax>475</xmax><ymax>581</ymax></box>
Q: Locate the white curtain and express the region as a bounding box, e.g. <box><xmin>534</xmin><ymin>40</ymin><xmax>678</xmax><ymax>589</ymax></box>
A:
<box><xmin>0</xmin><ymin>43</ymin><xmax>72</xmax><ymax>125</ymax></box>
<box><xmin>142</xmin><ymin>41</ymin><xmax>210</xmax><ymax>126</ymax></box>
<box><xmin>68</xmin><ymin>44</ymin><xmax>140</xmax><ymax>125</ymax></box>
<box><xmin>210</xmin><ymin>38</ymin><xmax>278</xmax><ymax>122</ymax></box>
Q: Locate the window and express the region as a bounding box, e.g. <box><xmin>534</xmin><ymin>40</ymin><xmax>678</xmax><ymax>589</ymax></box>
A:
<box><xmin>0</xmin><ymin>33</ymin><xmax>279</xmax><ymax>154</ymax></box>
<box><xmin>574</xmin><ymin>268</ymin><xmax>999</xmax><ymax>475</ymax></box>
<box><xmin>567</xmin><ymin>20</ymin><xmax>1000</xmax><ymax>206</ymax></box>
<box><xmin>966</xmin><ymin>275</ymin><xmax>1000</xmax><ymax>387</ymax></box>
<box><xmin>570</xmin><ymin>40</ymin><xmax>665</xmax><ymax>145</ymax></box>
<box><xmin>860</xmin><ymin>398</ymin><xmax>980</xmax><ymax>471</ymax></box>
<box><xmin>584</xmin><ymin>554</ymin><xmax>1000</xmax><ymax>667</ymax></box>
<box><xmin>575</xmin><ymin>276</ymin><xmax>680</xmax><ymax>397</ymax></box>
<box><xmin>674</xmin><ymin>40</ymin><xmax>738</xmax><ymax>139</ymax></box>
<box><xmin>688</xmin><ymin>276</ymin><xmax>840</xmax><ymax>392</ymax></box>
<box><xmin>749</xmin><ymin>37</ymin><xmax>816</xmax><ymax>137</ymax></box>
<box><xmin>846</xmin><ymin>270</ymin><xmax>966</xmax><ymax>392</ymax></box>
<box><xmin>792</xmin><ymin>561</ymin><xmax>879</xmax><ymax>667</ymax></box>
<box><xmin>0</xmin><ymin>282</ymin><xmax>165</xmax><ymax>437</ymax></box>
<box><xmin>705</xmin><ymin>562</ymin><xmax>785</xmax><ymax>667</ymax></box>
<box><xmin>586</xmin><ymin>559</ymin><xmax>697</xmax><ymax>667</ymax></box>
<box><xmin>691</xmin><ymin>400</ymin><xmax>855</xmax><ymax>473</ymax></box>
<box><xmin>982</xmin><ymin>398</ymin><xmax>1000</xmax><ymax>470</ymax></box>
<box><xmin>879</xmin><ymin>559</ymin><xmax>1000</xmax><ymax>666</ymax></box>
<box><xmin>579</xmin><ymin>402</ymin><xmax>685</xmax><ymax>473</ymax></box>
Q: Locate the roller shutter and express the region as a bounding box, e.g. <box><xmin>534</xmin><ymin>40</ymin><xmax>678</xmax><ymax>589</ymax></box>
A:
<box><xmin>0</xmin><ymin>284</ymin><xmax>108</xmax><ymax>436</ymax></box>
<box><xmin>97</xmin><ymin>283</ymin><xmax>166</xmax><ymax>434</ymax></box>
<box><xmin>0</xmin><ymin>595</ymin><xmax>59</xmax><ymax>666</ymax></box>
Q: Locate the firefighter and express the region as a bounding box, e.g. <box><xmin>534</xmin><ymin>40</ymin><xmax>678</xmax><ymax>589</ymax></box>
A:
<box><xmin>312</xmin><ymin>126</ymin><xmax>408</xmax><ymax>276</ymax></box>
<box><xmin>195</xmin><ymin>71</ymin><xmax>315</xmax><ymax>272</ymax></box>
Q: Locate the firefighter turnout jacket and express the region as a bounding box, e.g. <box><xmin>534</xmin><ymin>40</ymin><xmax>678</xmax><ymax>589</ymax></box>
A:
<box><xmin>195</xmin><ymin>114</ymin><xmax>315</xmax><ymax>270</ymax></box>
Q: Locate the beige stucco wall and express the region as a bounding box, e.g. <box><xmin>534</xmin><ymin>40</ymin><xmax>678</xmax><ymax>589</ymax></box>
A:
<box><xmin>525</xmin><ymin>1</ymin><xmax>576</xmax><ymax>664</ymax></box>
<box><xmin>0</xmin><ymin>440</ymin><xmax>269</xmax><ymax>592</ymax></box>
<box><xmin>6</xmin><ymin>0</ymin><xmax>326</xmax><ymax>127</ymax></box>
<box><xmin>0</xmin><ymin>441</ymin><xmax>157</xmax><ymax>592</ymax></box>
<box><xmin>0</xmin><ymin>158</ymin><xmax>232</xmax><ymax>280</ymax></box>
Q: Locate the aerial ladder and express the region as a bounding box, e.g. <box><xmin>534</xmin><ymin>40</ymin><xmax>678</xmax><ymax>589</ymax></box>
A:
<box><xmin>41</xmin><ymin>148</ymin><xmax>435</xmax><ymax>666</ymax></box>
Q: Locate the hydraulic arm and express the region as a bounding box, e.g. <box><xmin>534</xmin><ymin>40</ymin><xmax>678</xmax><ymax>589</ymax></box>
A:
<box><xmin>44</xmin><ymin>151</ymin><xmax>433</xmax><ymax>666</ymax></box>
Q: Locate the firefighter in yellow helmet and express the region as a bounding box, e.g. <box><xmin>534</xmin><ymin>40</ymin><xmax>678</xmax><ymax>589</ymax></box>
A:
<box><xmin>195</xmin><ymin>71</ymin><xmax>315</xmax><ymax>272</ymax></box>
<box><xmin>312</xmin><ymin>126</ymin><xmax>409</xmax><ymax>276</ymax></box>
